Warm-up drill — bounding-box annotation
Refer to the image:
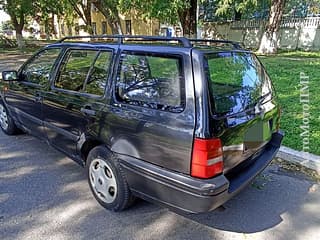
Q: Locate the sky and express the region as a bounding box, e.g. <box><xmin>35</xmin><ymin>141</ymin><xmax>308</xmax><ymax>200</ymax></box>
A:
<box><xmin>0</xmin><ymin>10</ymin><xmax>10</xmax><ymax>23</ymax></box>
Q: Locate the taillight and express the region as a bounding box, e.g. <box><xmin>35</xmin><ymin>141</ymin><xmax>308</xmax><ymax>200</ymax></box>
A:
<box><xmin>191</xmin><ymin>138</ymin><xmax>223</xmax><ymax>179</ymax></box>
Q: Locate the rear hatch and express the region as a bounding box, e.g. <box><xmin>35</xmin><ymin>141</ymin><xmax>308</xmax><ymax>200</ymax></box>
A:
<box><xmin>204</xmin><ymin>51</ymin><xmax>280</xmax><ymax>173</ymax></box>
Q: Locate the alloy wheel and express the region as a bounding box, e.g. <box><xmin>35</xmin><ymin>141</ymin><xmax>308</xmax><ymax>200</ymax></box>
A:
<box><xmin>89</xmin><ymin>158</ymin><xmax>118</xmax><ymax>203</ymax></box>
<box><xmin>0</xmin><ymin>104</ymin><xmax>9</xmax><ymax>131</ymax></box>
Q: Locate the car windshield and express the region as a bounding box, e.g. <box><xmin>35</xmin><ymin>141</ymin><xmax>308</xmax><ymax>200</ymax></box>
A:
<box><xmin>205</xmin><ymin>51</ymin><xmax>273</xmax><ymax>116</ymax></box>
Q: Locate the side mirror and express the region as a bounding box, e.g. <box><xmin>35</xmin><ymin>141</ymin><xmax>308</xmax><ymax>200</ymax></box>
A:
<box><xmin>2</xmin><ymin>70</ymin><xmax>18</xmax><ymax>81</ymax></box>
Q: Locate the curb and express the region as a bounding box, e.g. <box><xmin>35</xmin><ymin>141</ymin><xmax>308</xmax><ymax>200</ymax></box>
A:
<box><xmin>277</xmin><ymin>146</ymin><xmax>320</xmax><ymax>174</ymax></box>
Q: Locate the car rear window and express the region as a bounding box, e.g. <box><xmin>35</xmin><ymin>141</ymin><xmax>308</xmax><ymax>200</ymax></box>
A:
<box><xmin>205</xmin><ymin>52</ymin><xmax>273</xmax><ymax>116</ymax></box>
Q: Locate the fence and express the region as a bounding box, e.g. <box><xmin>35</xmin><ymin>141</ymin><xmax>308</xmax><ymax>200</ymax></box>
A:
<box><xmin>202</xmin><ymin>17</ymin><xmax>320</xmax><ymax>50</ymax></box>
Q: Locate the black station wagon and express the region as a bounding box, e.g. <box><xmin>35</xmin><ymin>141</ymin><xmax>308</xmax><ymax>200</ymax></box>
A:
<box><xmin>0</xmin><ymin>36</ymin><xmax>283</xmax><ymax>213</ymax></box>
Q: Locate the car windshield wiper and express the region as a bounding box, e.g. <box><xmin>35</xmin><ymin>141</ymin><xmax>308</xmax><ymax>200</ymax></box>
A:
<box><xmin>257</xmin><ymin>91</ymin><xmax>272</xmax><ymax>104</ymax></box>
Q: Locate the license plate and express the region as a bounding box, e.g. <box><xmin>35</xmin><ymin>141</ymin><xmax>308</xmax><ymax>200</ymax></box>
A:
<box><xmin>243</xmin><ymin>120</ymin><xmax>272</xmax><ymax>151</ymax></box>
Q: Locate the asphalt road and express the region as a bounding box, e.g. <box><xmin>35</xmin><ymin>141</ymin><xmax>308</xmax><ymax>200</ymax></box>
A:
<box><xmin>0</xmin><ymin>131</ymin><xmax>319</xmax><ymax>240</ymax></box>
<box><xmin>0</xmin><ymin>54</ymin><xmax>31</xmax><ymax>73</ymax></box>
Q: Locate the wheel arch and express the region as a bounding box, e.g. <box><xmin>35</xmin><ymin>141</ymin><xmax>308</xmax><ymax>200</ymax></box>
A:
<box><xmin>78</xmin><ymin>134</ymin><xmax>105</xmax><ymax>164</ymax></box>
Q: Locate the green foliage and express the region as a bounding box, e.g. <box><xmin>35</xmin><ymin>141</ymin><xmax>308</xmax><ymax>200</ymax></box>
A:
<box><xmin>0</xmin><ymin>0</ymin><xmax>36</xmax><ymax>47</ymax></box>
<box><xmin>119</xmin><ymin>0</ymin><xmax>190</xmax><ymax>24</ymax></box>
<box><xmin>260</xmin><ymin>53</ymin><xmax>320</xmax><ymax>155</ymax></box>
<box><xmin>148</xmin><ymin>56</ymin><xmax>179</xmax><ymax>78</ymax></box>
<box><xmin>34</xmin><ymin>0</ymin><xmax>64</xmax><ymax>18</ymax></box>
<box><xmin>66</xmin><ymin>0</ymin><xmax>93</xmax><ymax>33</ymax></box>
<box><xmin>0</xmin><ymin>0</ymin><xmax>34</xmax><ymax>19</ymax></box>
<box><xmin>214</xmin><ymin>0</ymin><xmax>258</xmax><ymax>16</ymax></box>
<box><xmin>284</xmin><ymin>0</ymin><xmax>320</xmax><ymax>17</ymax></box>
<box><xmin>1</xmin><ymin>0</ymin><xmax>76</xmax><ymax>38</ymax></box>
<box><xmin>0</xmin><ymin>20</ymin><xmax>14</xmax><ymax>32</ymax></box>
<box><xmin>211</xmin><ymin>0</ymin><xmax>320</xmax><ymax>19</ymax></box>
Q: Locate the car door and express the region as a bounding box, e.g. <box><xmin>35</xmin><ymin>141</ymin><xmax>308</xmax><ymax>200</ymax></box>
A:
<box><xmin>4</xmin><ymin>47</ymin><xmax>61</xmax><ymax>138</ymax></box>
<box><xmin>107</xmin><ymin>48</ymin><xmax>195</xmax><ymax>174</ymax></box>
<box><xmin>42</xmin><ymin>47</ymin><xmax>115</xmax><ymax>160</ymax></box>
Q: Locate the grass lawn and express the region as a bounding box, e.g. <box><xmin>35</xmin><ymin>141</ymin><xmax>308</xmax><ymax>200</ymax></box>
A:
<box><xmin>259</xmin><ymin>52</ymin><xmax>320</xmax><ymax>155</ymax></box>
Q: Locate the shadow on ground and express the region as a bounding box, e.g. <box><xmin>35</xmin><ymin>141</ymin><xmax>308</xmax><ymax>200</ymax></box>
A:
<box><xmin>0</xmin><ymin>132</ymin><xmax>319</xmax><ymax>240</ymax></box>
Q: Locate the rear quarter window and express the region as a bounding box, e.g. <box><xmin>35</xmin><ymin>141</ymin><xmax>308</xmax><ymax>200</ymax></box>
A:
<box><xmin>115</xmin><ymin>52</ymin><xmax>184</xmax><ymax>112</ymax></box>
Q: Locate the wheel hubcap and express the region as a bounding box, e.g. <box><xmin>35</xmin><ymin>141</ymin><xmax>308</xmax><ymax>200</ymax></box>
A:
<box><xmin>89</xmin><ymin>158</ymin><xmax>117</xmax><ymax>203</ymax></box>
<box><xmin>0</xmin><ymin>104</ymin><xmax>9</xmax><ymax>130</ymax></box>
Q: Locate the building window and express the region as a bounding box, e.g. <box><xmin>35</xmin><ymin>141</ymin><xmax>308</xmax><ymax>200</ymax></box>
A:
<box><xmin>125</xmin><ymin>20</ymin><xmax>132</xmax><ymax>35</ymax></box>
<box><xmin>102</xmin><ymin>21</ymin><xmax>107</xmax><ymax>34</ymax></box>
<box><xmin>92</xmin><ymin>22</ymin><xmax>97</xmax><ymax>35</ymax></box>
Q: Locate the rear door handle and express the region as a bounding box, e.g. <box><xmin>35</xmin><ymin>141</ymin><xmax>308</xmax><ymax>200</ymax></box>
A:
<box><xmin>81</xmin><ymin>107</ymin><xmax>96</xmax><ymax>116</ymax></box>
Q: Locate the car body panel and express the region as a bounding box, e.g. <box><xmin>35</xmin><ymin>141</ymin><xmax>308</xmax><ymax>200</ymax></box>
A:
<box><xmin>0</xmin><ymin>37</ymin><xmax>283</xmax><ymax>213</ymax></box>
<box><xmin>106</xmin><ymin>45</ymin><xmax>196</xmax><ymax>173</ymax></box>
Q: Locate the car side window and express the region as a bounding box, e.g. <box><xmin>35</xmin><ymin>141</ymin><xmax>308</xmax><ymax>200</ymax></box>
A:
<box><xmin>55</xmin><ymin>49</ymin><xmax>112</xmax><ymax>95</ymax></box>
<box><xmin>21</xmin><ymin>48</ymin><xmax>61</xmax><ymax>85</ymax></box>
<box><xmin>55</xmin><ymin>50</ymin><xmax>97</xmax><ymax>92</ymax></box>
<box><xmin>115</xmin><ymin>52</ymin><xmax>184</xmax><ymax>112</ymax></box>
<box><xmin>84</xmin><ymin>51</ymin><xmax>112</xmax><ymax>96</ymax></box>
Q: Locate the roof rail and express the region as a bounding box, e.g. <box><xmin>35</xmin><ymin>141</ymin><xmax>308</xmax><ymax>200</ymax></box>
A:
<box><xmin>57</xmin><ymin>35</ymin><xmax>242</xmax><ymax>49</ymax></box>
<box><xmin>57</xmin><ymin>35</ymin><xmax>121</xmax><ymax>44</ymax></box>
<box><xmin>57</xmin><ymin>35</ymin><xmax>192</xmax><ymax>48</ymax></box>
<box><xmin>189</xmin><ymin>39</ymin><xmax>243</xmax><ymax>49</ymax></box>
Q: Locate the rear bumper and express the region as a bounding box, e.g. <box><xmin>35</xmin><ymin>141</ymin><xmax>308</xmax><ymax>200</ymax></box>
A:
<box><xmin>120</xmin><ymin>131</ymin><xmax>284</xmax><ymax>213</ymax></box>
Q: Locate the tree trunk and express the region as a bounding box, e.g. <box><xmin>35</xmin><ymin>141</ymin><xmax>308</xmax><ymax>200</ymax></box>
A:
<box><xmin>57</xmin><ymin>16</ymin><xmax>61</xmax><ymax>39</ymax></box>
<box><xmin>52</xmin><ymin>13</ymin><xmax>58</xmax><ymax>39</ymax></box>
<box><xmin>16</xmin><ymin>29</ymin><xmax>25</xmax><ymax>49</ymax></box>
<box><xmin>258</xmin><ymin>0</ymin><xmax>286</xmax><ymax>54</ymax></box>
<box><xmin>234</xmin><ymin>10</ymin><xmax>242</xmax><ymax>21</ymax></box>
<box><xmin>84</xmin><ymin>0</ymin><xmax>93</xmax><ymax>34</ymax></box>
<box><xmin>45</xmin><ymin>18</ymin><xmax>50</xmax><ymax>40</ymax></box>
<box><xmin>8</xmin><ymin>12</ymin><xmax>25</xmax><ymax>49</ymax></box>
<box><xmin>92</xmin><ymin>0</ymin><xmax>123</xmax><ymax>35</ymax></box>
<box><xmin>109</xmin><ymin>21</ymin><xmax>123</xmax><ymax>35</ymax></box>
<box><xmin>69</xmin><ymin>0</ymin><xmax>93</xmax><ymax>34</ymax></box>
<box><xmin>178</xmin><ymin>0</ymin><xmax>197</xmax><ymax>38</ymax></box>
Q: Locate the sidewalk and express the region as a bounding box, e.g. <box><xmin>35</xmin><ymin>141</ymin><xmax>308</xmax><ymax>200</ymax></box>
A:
<box><xmin>277</xmin><ymin>146</ymin><xmax>320</xmax><ymax>175</ymax></box>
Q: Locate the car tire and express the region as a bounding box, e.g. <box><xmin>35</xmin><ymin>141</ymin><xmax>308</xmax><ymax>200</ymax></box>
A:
<box><xmin>86</xmin><ymin>146</ymin><xmax>135</xmax><ymax>211</ymax></box>
<box><xmin>0</xmin><ymin>101</ymin><xmax>19</xmax><ymax>135</ymax></box>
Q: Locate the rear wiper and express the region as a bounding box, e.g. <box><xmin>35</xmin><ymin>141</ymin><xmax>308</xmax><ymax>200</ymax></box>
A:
<box><xmin>258</xmin><ymin>91</ymin><xmax>272</xmax><ymax>104</ymax></box>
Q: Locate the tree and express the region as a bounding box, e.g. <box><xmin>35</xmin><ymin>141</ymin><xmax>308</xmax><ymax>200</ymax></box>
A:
<box><xmin>0</xmin><ymin>0</ymin><xmax>34</xmax><ymax>49</ymax></box>
<box><xmin>67</xmin><ymin>0</ymin><xmax>93</xmax><ymax>34</ymax></box>
<box><xmin>120</xmin><ymin>0</ymin><xmax>262</xmax><ymax>37</ymax></box>
<box><xmin>258</xmin><ymin>0</ymin><xmax>286</xmax><ymax>54</ymax></box>
<box><xmin>212</xmin><ymin>0</ymin><xmax>287</xmax><ymax>53</ymax></box>
<box><xmin>120</xmin><ymin>0</ymin><xmax>199</xmax><ymax>36</ymax></box>
<box><xmin>34</xmin><ymin>0</ymin><xmax>66</xmax><ymax>40</ymax></box>
<box><xmin>178</xmin><ymin>0</ymin><xmax>197</xmax><ymax>37</ymax></box>
<box><xmin>92</xmin><ymin>0</ymin><xmax>123</xmax><ymax>34</ymax></box>
<box><xmin>214</xmin><ymin>0</ymin><xmax>258</xmax><ymax>20</ymax></box>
